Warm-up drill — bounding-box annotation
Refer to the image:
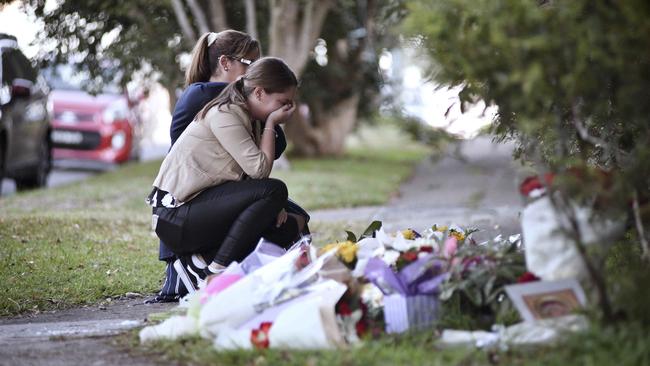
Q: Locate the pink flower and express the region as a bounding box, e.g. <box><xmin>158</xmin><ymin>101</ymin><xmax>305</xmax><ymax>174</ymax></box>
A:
<box><xmin>201</xmin><ymin>274</ymin><xmax>242</xmax><ymax>304</ymax></box>
<box><xmin>444</xmin><ymin>237</ymin><xmax>458</xmax><ymax>258</ymax></box>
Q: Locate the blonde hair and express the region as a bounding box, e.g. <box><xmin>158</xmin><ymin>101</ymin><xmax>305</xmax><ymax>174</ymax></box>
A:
<box><xmin>185</xmin><ymin>30</ymin><xmax>260</xmax><ymax>86</ymax></box>
<box><xmin>198</xmin><ymin>57</ymin><xmax>298</xmax><ymax>120</ymax></box>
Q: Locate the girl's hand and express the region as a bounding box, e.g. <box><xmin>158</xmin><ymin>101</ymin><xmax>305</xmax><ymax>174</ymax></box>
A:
<box><xmin>267</xmin><ymin>102</ymin><xmax>296</xmax><ymax>126</ymax></box>
<box><xmin>276</xmin><ymin>208</ymin><xmax>288</xmax><ymax>227</ymax></box>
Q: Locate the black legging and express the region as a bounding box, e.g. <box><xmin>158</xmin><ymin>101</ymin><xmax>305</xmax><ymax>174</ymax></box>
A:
<box><xmin>153</xmin><ymin>178</ymin><xmax>298</xmax><ymax>265</ymax></box>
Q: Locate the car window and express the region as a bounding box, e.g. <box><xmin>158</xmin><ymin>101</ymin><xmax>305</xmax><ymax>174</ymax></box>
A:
<box><xmin>0</xmin><ymin>53</ymin><xmax>13</xmax><ymax>104</ymax></box>
<box><xmin>1</xmin><ymin>52</ymin><xmax>16</xmax><ymax>86</ymax></box>
<box><xmin>12</xmin><ymin>50</ymin><xmax>37</xmax><ymax>82</ymax></box>
<box><xmin>2</xmin><ymin>49</ymin><xmax>36</xmax><ymax>84</ymax></box>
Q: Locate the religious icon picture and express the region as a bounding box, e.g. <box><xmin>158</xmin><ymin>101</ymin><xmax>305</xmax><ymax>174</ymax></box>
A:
<box><xmin>505</xmin><ymin>278</ymin><xmax>587</xmax><ymax>322</ymax></box>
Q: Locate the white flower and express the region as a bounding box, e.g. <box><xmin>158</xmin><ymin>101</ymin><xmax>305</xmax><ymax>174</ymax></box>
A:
<box><xmin>361</xmin><ymin>283</ymin><xmax>384</xmax><ymax>309</ymax></box>
<box><xmin>375</xmin><ymin>227</ymin><xmax>394</xmax><ymax>246</ymax></box>
<box><xmin>382</xmin><ymin>249</ymin><xmax>401</xmax><ymax>265</ymax></box>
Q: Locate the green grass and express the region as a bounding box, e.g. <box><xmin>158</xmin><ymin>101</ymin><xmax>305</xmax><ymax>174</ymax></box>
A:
<box><xmin>132</xmin><ymin>330</ymin><xmax>479</xmax><ymax>366</ymax></box>
<box><xmin>129</xmin><ymin>322</ymin><xmax>650</xmax><ymax>366</ymax></box>
<box><xmin>0</xmin><ymin>126</ymin><xmax>428</xmax><ymax>316</ymax></box>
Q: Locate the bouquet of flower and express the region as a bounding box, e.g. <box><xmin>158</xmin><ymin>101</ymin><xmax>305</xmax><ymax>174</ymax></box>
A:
<box><xmin>316</xmin><ymin>222</ymin><xmax>479</xmax><ymax>333</ymax></box>
<box><xmin>437</xmin><ymin>234</ymin><xmax>527</xmax><ymax>329</ymax></box>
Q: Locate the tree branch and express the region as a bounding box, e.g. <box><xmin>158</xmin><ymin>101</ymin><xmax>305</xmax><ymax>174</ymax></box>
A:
<box><xmin>185</xmin><ymin>0</ymin><xmax>210</xmax><ymax>35</ymax></box>
<box><xmin>571</xmin><ymin>103</ymin><xmax>627</xmax><ymax>163</ymax></box>
<box><xmin>547</xmin><ymin>188</ymin><xmax>616</xmax><ymax>323</ymax></box>
<box><xmin>208</xmin><ymin>0</ymin><xmax>228</xmax><ymax>31</ymax></box>
<box><xmin>171</xmin><ymin>0</ymin><xmax>196</xmax><ymax>44</ymax></box>
<box><xmin>633</xmin><ymin>190</ymin><xmax>650</xmax><ymax>261</ymax></box>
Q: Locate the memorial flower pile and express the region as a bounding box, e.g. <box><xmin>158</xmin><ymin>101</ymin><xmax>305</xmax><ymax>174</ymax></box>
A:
<box><xmin>139</xmin><ymin>221</ymin><xmax>536</xmax><ymax>349</ymax></box>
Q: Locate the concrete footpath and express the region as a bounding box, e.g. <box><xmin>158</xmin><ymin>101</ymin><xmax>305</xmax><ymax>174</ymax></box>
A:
<box><xmin>311</xmin><ymin>136</ymin><xmax>526</xmax><ymax>240</ymax></box>
<box><xmin>0</xmin><ymin>136</ymin><xmax>527</xmax><ymax>365</ymax></box>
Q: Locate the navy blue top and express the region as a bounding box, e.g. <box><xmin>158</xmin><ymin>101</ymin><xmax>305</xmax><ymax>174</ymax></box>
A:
<box><xmin>170</xmin><ymin>81</ymin><xmax>287</xmax><ymax>159</ymax></box>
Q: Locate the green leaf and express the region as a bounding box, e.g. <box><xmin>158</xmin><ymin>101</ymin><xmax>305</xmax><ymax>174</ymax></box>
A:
<box><xmin>345</xmin><ymin>231</ymin><xmax>357</xmax><ymax>243</ymax></box>
<box><xmin>361</xmin><ymin>220</ymin><xmax>383</xmax><ymax>239</ymax></box>
<box><xmin>483</xmin><ymin>275</ymin><xmax>497</xmax><ymax>299</ymax></box>
<box><xmin>439</xmin><ymin>284</ymin><xmax>457</xmax><ymax>301</ymax></box>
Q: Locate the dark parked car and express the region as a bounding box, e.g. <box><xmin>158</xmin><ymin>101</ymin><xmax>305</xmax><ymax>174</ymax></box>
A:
<box><xmin>0</xmin><ymin>33</ymin><xmax>51</xmax><ymax>195</ymax></box>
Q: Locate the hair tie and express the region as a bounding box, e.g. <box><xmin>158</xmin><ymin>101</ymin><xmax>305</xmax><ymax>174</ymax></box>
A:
<box><xmin>236</xmin><ymin>77</ymin><xmax>245</xmax><ymax>88</ymax></box>
<box><xmin>207</xmin><ymin>32</ymin><xmax>218</xmax><ymax>46</ymax></box>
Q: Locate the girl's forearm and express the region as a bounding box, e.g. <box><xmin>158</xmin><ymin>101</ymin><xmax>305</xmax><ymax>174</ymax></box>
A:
<box><xmin>260</xmin><ymin>126</ymin><xmax>277</xmax><ymax>166</ymax></box>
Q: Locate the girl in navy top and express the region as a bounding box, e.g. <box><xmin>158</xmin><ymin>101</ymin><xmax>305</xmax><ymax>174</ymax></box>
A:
<box><xmin>150</xmin><ymin>30</ymin><xmax>305</xmax><ymax>302</ymax></box>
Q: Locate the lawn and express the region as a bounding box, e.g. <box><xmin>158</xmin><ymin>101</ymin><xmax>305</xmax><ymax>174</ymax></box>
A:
<box><xmin>0</xmin><ymin>125</ymin><xmax>429</xmax><ymax>317</ymax></box>
<box><xmin>130</xmin><ymin>323</ymin><xmax>650</xmax><ymax>366</ymax></box>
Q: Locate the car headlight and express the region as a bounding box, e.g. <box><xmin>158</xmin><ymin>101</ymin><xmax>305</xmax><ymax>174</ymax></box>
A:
<box><xmin>111</xmin><ymin>131</ymin><xmax>126</xmax><ymax>149</ymax></box>
<box><xmin>102</xmin><ymin>99</ymin><xmax>128</xmax><ymax>124</ymax></box>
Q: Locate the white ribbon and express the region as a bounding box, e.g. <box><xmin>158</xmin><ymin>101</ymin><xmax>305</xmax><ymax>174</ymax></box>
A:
<box><xmin>207</xmin><ymin>32</ymin><xmax>218</xmax><ymax>46</ymax></box>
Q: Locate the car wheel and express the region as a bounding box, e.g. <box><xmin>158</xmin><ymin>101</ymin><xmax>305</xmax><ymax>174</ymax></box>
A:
<box><xmin>15</xmin><ymin>137</ymin><xmax>51</xmax><ymax>191</ymax></box>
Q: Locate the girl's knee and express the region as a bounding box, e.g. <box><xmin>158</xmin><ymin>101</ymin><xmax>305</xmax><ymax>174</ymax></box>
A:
<box><xmin>287</xmin><ymin>213</ymin><xmax>306</xmax><ymax>233</ymax></box>
<box><xmin>265</xmin><ymin>178</ymin><xmax>288</xmax><ymax>201</ymax></box>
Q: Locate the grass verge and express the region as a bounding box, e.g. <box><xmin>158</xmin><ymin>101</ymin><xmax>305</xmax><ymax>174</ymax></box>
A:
<box><xmin>129</xmin><ymin>321</ymin><xmax>650</xmax><ymax>366</ymax></box>
<box><xmin>0</xmin><ymin>126</ymin><xmax>428</xmax><ymax>316</ymax></box>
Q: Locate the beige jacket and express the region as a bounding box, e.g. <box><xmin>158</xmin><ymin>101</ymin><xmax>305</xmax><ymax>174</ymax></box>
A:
<box><xmin>152</xmin><ymin>104</ymin><xmax>272</xmax><ymax>203</ymax></box>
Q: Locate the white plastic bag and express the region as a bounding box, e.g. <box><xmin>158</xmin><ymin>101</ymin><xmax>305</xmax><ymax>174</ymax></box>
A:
<box><xmin>522</xmin><ymin>196</ymin><xmax>624</xmax><ymax>280</ymax></box>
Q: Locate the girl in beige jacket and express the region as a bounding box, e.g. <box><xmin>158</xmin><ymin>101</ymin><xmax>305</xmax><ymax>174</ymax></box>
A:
<box><xmin>148</xmin><ymin>57</ymin><xmax>300</xmax><ymax>292</ymax></box>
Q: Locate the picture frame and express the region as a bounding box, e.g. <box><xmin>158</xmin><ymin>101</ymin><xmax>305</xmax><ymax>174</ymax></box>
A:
<box><xmin>505</xmin><ymin>279</ymin><xmax>587</xmax><ymax>322</ymax></box>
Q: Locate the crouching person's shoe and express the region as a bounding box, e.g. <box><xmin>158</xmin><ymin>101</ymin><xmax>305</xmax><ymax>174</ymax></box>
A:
<box><xmin>173</xmin><ymin>254</ymin><xmax>210</xmax><ymax>293</ymax></box>
<box><xmin>145</xmin><ymin>261</ymin><xmax>189</xmax><ymax>303</ymax></box>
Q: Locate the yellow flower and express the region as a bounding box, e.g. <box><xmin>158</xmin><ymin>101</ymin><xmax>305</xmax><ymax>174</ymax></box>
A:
<box><xmin>401</xmin><ymin>229</ymin><xmax>417</xmax><ymax>240</ymax></box>
<box><xmin>319</xmin><ymin>241</ymin><xmax>358</xmax><ymax>263</ymax></box>
<box><xmin>337</xmin><ymin>241</ymin><xmax>358</xmax><ymax>263</ymax></box>
<box><xmin>450</xmin><ymin>230</ymin><xmax>465</xmax><ymax>242</ymax></box>
<box><xmin>435</xmin><ymin>225</ymin><xmax>448</xmax><ymax>232</ymax></box>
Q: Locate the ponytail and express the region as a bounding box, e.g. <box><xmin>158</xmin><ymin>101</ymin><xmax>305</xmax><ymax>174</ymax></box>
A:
<box><xmin>197</xmin><ymin>77</ymin><xmax>250</xmax><ymax>120</ymax></box>
<box><xmin>184</xmin><ymin>30</ymin><xmax>260</xmax><ymax>87</ymax></box>
<box><xmin>185</xmin><ymin>33</ymin><xmax>213</xmax><ymax>86</ymax></box>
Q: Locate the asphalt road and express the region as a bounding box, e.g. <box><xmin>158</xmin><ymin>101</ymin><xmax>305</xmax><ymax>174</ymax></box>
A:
<box><xmin>1</xmin><ymin>167</ymin><xmax>96</xmax><ymax>196</ymax></box>
<box><xmin>1</xmin><ymin>143</ymin><xmax>168</xmax><ymax>197</ymax></box>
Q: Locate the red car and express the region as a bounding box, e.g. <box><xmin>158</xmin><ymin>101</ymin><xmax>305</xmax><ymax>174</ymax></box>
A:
<box><xmin>47</xmin><ymin>68</ymin><xmax>141</xmax><ymax>164</ymax></box>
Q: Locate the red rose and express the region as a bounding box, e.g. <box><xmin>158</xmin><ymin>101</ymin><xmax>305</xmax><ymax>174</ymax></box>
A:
<box><xmin>295</xmin><ymin>251</ymin><xmax>310</xmax><ymax>270</ymax></box>
<box><xmin>517</xmin><ymin>271</ymin><xmax>540</xmax><ymax>283</ymax></box>
<box><xmin>520</xmin><ymin>173</ymin><xmax>555</xmax><ymax>197</ymax></box>
<box><xmin>337</xmin><ymin>301</ymin><xmax>352</xmax><ymax>316</ymax></box>
<box><xmin>356</xmin><ymin>319</ymin><xmax>367</xmax><ymax>336</ymax></box>
<box><xmin>251</xmin><ymin>329</ymin><xmax>269</xmax><ymax>349</ymax></box>
<box><xmin>402</xmin><ymin>251</ymin><xmax>418</xmax><ymax>262</ymax></box>
<box><xmin>259</xmin><ymin>322</ymin><xmax>273</xmax><ymax>333</ymax></box>
<box><xmin>419</xmin><ymin>246</ymin><xmax>434</xmax><ymax>253</ymax></box>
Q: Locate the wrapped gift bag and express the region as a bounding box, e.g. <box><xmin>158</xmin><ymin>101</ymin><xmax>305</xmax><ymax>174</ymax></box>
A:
<box><xmin>240</xmin><ymin>238</ymin><xmax>288</xmax><ymax>274</ymax></box>
<box><xmin>383</xmin><ymin>294</ymin><xmax>439</xmax><ymax>334</ymax></box>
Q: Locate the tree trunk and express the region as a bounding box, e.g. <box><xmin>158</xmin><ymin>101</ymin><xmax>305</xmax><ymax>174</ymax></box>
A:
<box><xmin>244</xmin><ymin>0</ymin><xmax>258</xmax><ymax>41</ymax></box>
<box><xmin>268</xmin><ymin>0</ymin><xmax>333</xmax><ymax>77</ymax></box>
<box><xmin>285</xmin><ymin>93</ymin><xmax>360</xmax><ymax>156</ymax></box>
<box><xmin>170</xmin><ymin>0</ymin><xmax>197</xmax><ymax>44</ymax></box>
<box><xmin>208</xmin><ymin>0</ymin><xmax>228</xmax><ymax>31</ymax></box>
<box><xmin>185</xmin><ymin>0</ymin><xmax>210</xmax><ymax>35</ymax></box>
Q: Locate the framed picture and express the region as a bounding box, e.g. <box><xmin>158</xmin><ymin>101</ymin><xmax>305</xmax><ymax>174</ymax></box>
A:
<box><xmin>505</xmin><ymin>279</ymin><xmax>587</xmax><ymax>322</ymax></box>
